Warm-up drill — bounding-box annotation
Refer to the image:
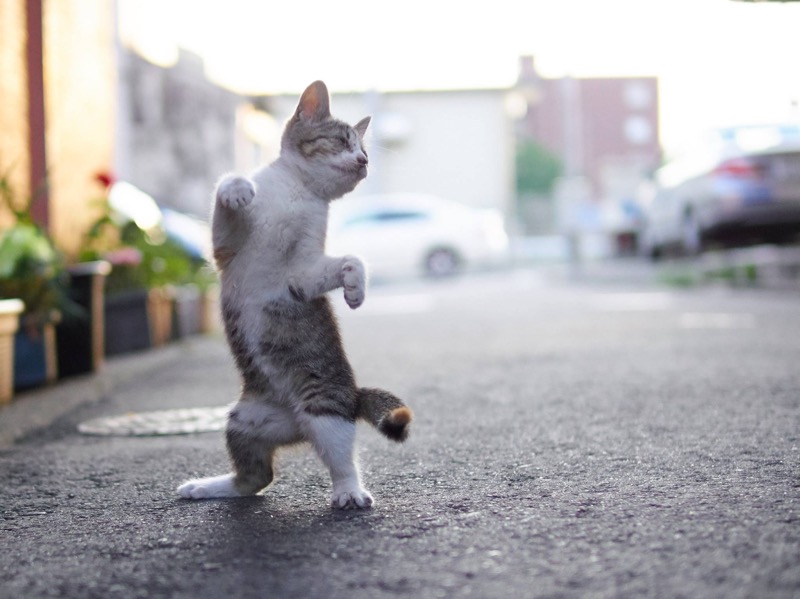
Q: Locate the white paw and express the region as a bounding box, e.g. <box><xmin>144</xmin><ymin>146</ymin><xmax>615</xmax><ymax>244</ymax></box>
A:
<box><xmin>217</xmin><ymin>176</ymin><xmax>255</xmax><ymax>209</ymax></box>
<box><xmin>177</xmin><ymin>474</ymin><xmax>242</xmax><ymax>499</ymax></box>
<box><xmin>341</xmin><ymin>256</ymin><xmax>366</xmax><ymax>310</ymax></box>
<box><xmin>331</xmin><ymin>486</ymin><xmax>374</xmax><ymax>510</ymax></box>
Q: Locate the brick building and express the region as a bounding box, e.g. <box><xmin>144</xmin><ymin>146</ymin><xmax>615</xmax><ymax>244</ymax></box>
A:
<box><xmin>517</xmin><ymin>56</ymin><xmax>661</xmax><ymax>204</ymax></box>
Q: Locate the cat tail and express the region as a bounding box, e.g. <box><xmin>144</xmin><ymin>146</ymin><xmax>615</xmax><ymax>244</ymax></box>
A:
<box><xmin>356</xmin><ymin>388</ymin><xmax>413</xmax><ymax>443</ymax></box>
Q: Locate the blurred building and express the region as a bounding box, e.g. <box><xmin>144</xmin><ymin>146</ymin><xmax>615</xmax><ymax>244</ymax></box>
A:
<box><xmin>118</xmin><ymin>48</ymin><xmax>241</xmax><ymax>217</ymax></box>
<box><xmin>0</xmin><ymin>1</ymin><xmax>242</xmax><ymax>254</ymax></box>
<box><xmin>516</xmin><ymin>56</ymin><xmax>661</xmax><ymax>203</ymax></box>
<box><xmin>5</xmin><ymin>6</ymin><xmax>657</xmax><ymax>257</ymax></box>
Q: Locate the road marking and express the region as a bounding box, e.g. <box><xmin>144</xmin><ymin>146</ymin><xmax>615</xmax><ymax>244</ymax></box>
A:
<box><xmin>79</xmin><ymin>407</ymin><xmax>228</xmax><ymax>436</ymax></box>
<box><xmin>678</xmin><ymin>312</ymin><xmax>756</xmax><ymax>330</ymax></box>
<box><xmin>590</xmin><ymin>292</ymin><xmax>675</xmax><ymax>312</ymax></box>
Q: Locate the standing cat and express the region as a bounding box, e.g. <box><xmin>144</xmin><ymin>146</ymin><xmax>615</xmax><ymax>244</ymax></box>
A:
<box><xmin>177</xmin><ymin>81</ymin><xmax>412</xmax><ymax>509</ymax></box>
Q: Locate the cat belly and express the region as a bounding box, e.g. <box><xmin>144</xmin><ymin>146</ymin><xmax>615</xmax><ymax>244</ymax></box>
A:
<box><xmin>227</xmin><ymin>400</ymin><xmax>304</xmax><ymax>444</ymax></box>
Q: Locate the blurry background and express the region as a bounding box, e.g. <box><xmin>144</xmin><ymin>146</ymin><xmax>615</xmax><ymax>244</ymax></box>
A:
<box><xmin>1</xmin><ymin>0</ymin><xmax>799</xmax><ymax>267</ymax></box>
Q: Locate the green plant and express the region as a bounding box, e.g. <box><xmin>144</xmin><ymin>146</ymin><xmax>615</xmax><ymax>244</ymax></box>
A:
<box><xmin>0</xmin><ymin>174</ymin><xmax>72</xmax><ymax>321</ymax></box>
<box><xmin>79</xmin><ymin>192</ymin><xmax>214</xmax><ymax>295</ymax></box>
<box><xmin>516</xmin><ymin>140</ymin><xmax>562</xmax><ymax>196</ymax></box>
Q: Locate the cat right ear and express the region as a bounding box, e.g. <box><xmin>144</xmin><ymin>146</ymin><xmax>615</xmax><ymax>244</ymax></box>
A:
<box><xmin>354</xmin><ymin>116</ymin><xmax>371</xmax><ymax>138</ymax></box>
<box><xmin>295</xmin><ymin>80</ymin><xmax>331</xmax><ymax>122</ymax></box>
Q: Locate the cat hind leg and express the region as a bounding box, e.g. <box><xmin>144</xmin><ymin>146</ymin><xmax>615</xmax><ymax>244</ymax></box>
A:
<box><xmin>304</xmin><ymin>415</ymin><xmax>373</xmax><ymax>509</ymax></box>
<box><xmin>177</xmin><ymin>434</ymin><xmax>275</xmax><ymax>500</ymax></box>
<box><xmin>177</xmin><ymin>473</ymin><xmax>242</xmax><ymax>499</ymax></box>
<box><xmin>178</xmin><ymin>402</ymin><xmax>294</xmax><ymax>500</ymax></box>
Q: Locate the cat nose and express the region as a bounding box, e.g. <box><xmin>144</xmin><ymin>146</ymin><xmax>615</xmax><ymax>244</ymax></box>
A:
<box><xmin>356</xmin><ymin>153</ymin><xmax>368</xmax><ymax>166</ymax></box>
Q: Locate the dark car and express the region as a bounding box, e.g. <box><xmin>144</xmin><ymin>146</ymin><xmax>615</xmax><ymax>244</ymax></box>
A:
<box><xmin>642</xmin><ymin>124</ymin><xmax>800</xmax><ymax>258</ymax></box>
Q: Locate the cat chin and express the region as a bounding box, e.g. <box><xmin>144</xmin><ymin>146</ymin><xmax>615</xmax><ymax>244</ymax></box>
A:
<box><xmin>332</xmin><ymin>164</ymin><xmax>367</xmax><ymax>178</ymax></box>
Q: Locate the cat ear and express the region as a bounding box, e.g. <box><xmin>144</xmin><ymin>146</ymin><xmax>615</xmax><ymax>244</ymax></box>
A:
<box><xmin>295</xmin><ymin>80</ymin><xmax>331</xmax><ymax>122</ymax></box>
<box><xmin>354</xmin><ymin>116</ymin><xmax>371</xmax><ymax>138</ymax></box>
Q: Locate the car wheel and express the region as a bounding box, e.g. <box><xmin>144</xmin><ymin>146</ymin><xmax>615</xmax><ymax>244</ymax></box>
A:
<box><xmin>424</xmin><ymin>248</ymin><xmax>460</xmax><ymax>277</ymax></box>
<box><xmin>648</xmin><ymin>244</ymin><xmax>663</xmax><ymax>262</ymax></box>
<box><xmin>681</xmin><ymin>210</ymin><xmax>703</xmax><ymax>255</ymax></box>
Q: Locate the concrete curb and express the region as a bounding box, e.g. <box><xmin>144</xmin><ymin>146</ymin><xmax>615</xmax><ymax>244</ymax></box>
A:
<box><xmin>0</xmin><ymin>338</ymin><xmax>203</xmax><ymax>449</ymax></box>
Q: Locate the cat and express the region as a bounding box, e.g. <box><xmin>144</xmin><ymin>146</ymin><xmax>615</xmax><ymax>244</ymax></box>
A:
<box><xmin>177</xmin><ymin>80</ymin><xmax>412</xmax><ymax>509</ymax></box>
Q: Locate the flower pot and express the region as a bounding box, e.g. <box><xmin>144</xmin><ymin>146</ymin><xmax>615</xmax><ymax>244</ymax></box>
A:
<box><xmin>148</xmin><ymin>287</ymin><xmax>174</xmax><ymax>347</ymax></box>
<box><xmin>14</xmin><ymin>313</ymin><xmax>59</xmax><ymax>391</ymax></box>
<box><xmin>57</xmin><ymin>261</ymin><xmax>111</xmax><ymax>378</ymax></box>
<box><xmin>104</xmin><ymin>289</ymin><xmax>152</xmax><ymax>356</ymax></box>
<box><xmin>0</xmin><ymin>299</ymin><xmax>24</xmax><ymax>404</ymax></box>
<box><xmin>199</xmin><ymin>285</ymin><xmax>221</xmax><ymax>334</ymax></box>
<box><xmin>173</xmin><ymin>285</ymin><xmax>202</xmax><ymax>339</ymax></box>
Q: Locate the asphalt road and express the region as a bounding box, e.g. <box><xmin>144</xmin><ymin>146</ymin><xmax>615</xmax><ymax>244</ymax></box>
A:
<box><xmin>1</xmin><ymin>269</ymin><xmax>798</xmax><ymax>598</ymax></box>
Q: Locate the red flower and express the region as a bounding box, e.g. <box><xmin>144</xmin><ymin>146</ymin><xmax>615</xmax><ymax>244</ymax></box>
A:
<box><xmin>95</xmin><ymin>171</ymin><xmax>116</xmax><ymax>188</ymax></box>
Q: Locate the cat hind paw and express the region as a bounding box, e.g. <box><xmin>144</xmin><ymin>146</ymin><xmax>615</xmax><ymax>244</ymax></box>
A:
<box><xmin>177</xmin><ymin>474</ymin><xmax>243</xmax><ymax>499</ymax></box>
<box><xmin>217</xmin><ymin>176</ymin><xmax>256</xmax><ymax>209</ymax></box>
<box><xmin>331</xmin><ymin>487</ymin><xmax>374</xmax><ymax>510</ymax></box>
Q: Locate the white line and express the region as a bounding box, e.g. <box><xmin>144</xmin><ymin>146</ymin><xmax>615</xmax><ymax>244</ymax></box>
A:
<box><xmin>678</xmin><ymin>313</ymin><xmax>756</xmax><ymax>330</ymax></box>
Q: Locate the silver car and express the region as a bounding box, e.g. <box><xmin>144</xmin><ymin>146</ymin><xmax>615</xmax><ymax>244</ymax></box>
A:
<box><xmin>327</xmin><ymin>193</ymin><xmax>510</xmax><ymax>279</ymax></box>
<box><xmin>642</xmin><ymin>124</ymin><xmax>800</xmax><ymax>258</ymax></box>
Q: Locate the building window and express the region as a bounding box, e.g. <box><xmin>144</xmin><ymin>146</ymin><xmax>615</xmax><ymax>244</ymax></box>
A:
<box><xmin>624</xmin><ymin>116</ymin><xmax>653</xmax><ymax>145</ymax></box>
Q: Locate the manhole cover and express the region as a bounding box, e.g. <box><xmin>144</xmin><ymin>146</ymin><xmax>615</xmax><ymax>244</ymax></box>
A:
<box><xmin>78</xmin><ymin>407</ymin><xmax>228</xmax><ymax>437</ymax></box>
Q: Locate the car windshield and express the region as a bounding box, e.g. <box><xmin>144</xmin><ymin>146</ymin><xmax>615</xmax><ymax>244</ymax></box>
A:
<box><xmin>718</xmin><ymin>124</ymin><xmax>800</xmax><ymax>153</ymax></box>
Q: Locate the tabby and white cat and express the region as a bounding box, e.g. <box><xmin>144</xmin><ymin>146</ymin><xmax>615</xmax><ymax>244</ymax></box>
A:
<box><xmin>177</xmin><ymin>81</ymin><xmax>412</xmax><ymax>509</ymax></box>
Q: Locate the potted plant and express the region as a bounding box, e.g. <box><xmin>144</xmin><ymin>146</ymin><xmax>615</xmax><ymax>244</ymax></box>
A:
<box><xmin>0</xmin><ymin>299</ymin><xmax>24</xmax><ymax>404</ymax></box>
<box><xmin>80</xmin><ymin>178</ymin><xmax>210</xmax><ymax>354</ymax></box>
<box><xmin>55</xmin><ymin>259</ymin><xmax>111</xmax><ymax>378</ymax></box>
<box><xmin>158</xmin><ymin>207</ymin><xmax>218</xmax><ymax>337</ymax></box>
<box><xmin>0</xmin><ymin>175</ymin><xmax>73</xmax><ymax>390</ymax></box>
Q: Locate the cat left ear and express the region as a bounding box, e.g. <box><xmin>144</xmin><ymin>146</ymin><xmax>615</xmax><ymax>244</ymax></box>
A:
<box><xmin>354</xmin><ymin>116</ymin><xmax>371</xmax><ymax>138</ymax></box>
<box><xmin>295</xmin><ymin>80</ymin><xmax>331</xmax><ymax>122</ymax></box>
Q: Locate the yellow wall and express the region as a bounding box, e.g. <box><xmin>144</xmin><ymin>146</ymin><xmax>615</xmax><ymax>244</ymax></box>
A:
<box><xmin>45</xmin><ymin>0</ymin><xmax>117</xmax><ymax>256</ymax></box>
<box><xmin>0</xmin><ymin>0</ymin><xmax>30</xmax><ymax>226</ymax></box>
<box><xmin>0</xmin><ymin>0</ymin><xmax>117</xmax><ymax>256</ymax></box>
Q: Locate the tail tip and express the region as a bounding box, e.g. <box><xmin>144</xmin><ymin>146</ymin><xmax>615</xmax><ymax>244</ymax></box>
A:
<box><xmin>379</xmin><ymin>407</ymin><xmax>413</xmax><ymax>442</ymax></box>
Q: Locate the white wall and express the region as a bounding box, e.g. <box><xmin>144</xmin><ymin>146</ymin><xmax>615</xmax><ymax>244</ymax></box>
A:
<box><xmin>270</xmin><ymin>89</ymin><xmax>515</xmax><ymax>217</ymax></box>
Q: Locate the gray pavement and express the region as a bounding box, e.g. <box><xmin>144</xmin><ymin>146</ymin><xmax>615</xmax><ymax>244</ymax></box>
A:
<box><xmin>1</xmin><ymin>268</ymin><xmax>799</xmax><ymax>598</ymax></box>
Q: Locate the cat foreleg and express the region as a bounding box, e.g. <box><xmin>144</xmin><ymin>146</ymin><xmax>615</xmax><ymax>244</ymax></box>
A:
<box><xmin>288</xmin><ymin>255</ymin><xmax>366</xmax><ymax>308</ymax></box>
<box><xmin>304</xmin><ymin>415</ymin><xmax>373</xmax><ymax>509</ymax></box>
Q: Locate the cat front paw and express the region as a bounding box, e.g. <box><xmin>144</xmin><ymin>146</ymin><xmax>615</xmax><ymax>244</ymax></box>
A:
<box><xmin>341</xmin><ymin>256</ymin><xmax>366</xmax><ymax>310</ymax></box>
<box><xmin>331</xmin><ymin>486</ymin><xmax>374</xmax><ymax>510</ymax></box>
<box><xmin>217</xmin><ymin>176</ymin><xmax>256</xmax><ymax>209</ymax></box>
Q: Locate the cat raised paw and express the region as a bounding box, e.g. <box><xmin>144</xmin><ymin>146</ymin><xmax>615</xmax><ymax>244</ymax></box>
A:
<box><xmin>341</xmin><ymin>256</ymin><xmax>366</xmax><ymax>309</ymax></box>
<box><xmin>217</xmin><ymin>176</ymin><xmax>256</xmax><ymax>210</ymax></box>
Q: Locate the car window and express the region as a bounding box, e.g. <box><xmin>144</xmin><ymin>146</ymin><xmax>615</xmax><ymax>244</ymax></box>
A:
<box><xmin>342</xmin><ymin>210</ymin><xmax>428</xmax><ymax>228</ymax></box>
<box><xmin>374</xmin><ymin>210</ymin><xmax>427</xmax><ymax>222</ymax></box>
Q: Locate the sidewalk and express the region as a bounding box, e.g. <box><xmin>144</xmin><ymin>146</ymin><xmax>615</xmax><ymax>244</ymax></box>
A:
<box><xmin>0</xmin><ymin>336</ymin><xmax>212</xmax><ymax>449</ymax></box>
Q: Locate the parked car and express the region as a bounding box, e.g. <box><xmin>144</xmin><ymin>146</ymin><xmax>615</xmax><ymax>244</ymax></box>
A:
<box><xmin>641</xmin><ymin>124</ymin><xmax>800</xmax><ymax>258</ymax></box>
<box><xmin>327</xmin><ymin>193</ymin><xmax>510</xmax><ymax>279</ymax></box>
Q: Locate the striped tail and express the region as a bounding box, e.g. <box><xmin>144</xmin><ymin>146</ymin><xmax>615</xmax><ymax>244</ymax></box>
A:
<box><xmin>356</xmin><ymin>387</ymin><xmax>413</xmax><ymax>442</ymax></box>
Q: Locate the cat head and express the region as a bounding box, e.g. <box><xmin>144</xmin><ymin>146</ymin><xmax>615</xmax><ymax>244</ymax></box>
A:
<box><xmin>281</xmin><ymin>80</ymin><xmax>371</xmax><ymax>200</ymax></box>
